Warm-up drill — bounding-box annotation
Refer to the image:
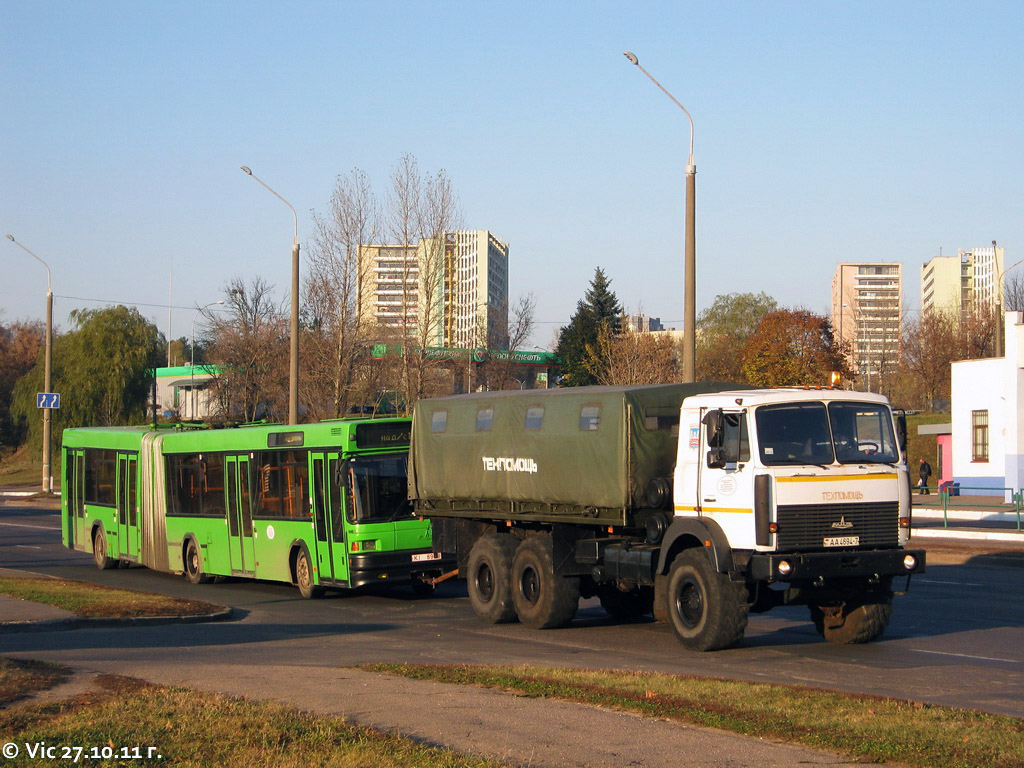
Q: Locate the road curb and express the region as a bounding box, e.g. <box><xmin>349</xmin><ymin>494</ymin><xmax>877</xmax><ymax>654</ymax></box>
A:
<box><xmin>0</xmin><ymin>606</ymin><xmax>237</xmax><ymax>634</ymax></box>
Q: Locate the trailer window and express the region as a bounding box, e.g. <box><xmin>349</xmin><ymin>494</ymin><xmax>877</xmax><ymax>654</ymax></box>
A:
<box><xmin>476</xmin><ymin>408</ymin><xmax>494</xmax><ymax>432</ymax></box>
<box><xmin>431</xmin><ymin>410</ymin><xmax>448</xmax><ymax>433</ymax></box>
<box><xmin>643</xmin><ymin>406</ymin><xmax>679</xmax><ymax>434</ymax></box>
<box><xmin>579</xmin><ymin>406</ymin><xmax>600</xmax><ymax>431</ymax></box>
<box><xmin>525</xmin><ymin>406</ymin><xmax>544</xmax><ymax>431</ymax></box>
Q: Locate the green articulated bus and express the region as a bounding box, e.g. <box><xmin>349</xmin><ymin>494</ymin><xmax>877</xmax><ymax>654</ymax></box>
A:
<box><xmin>60</xmin><ymin>418</ymin><xmax>454</xmax><ymax>598</ymax></box>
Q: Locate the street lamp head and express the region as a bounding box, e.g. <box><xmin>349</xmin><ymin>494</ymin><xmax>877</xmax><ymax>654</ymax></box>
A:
<box><xmin>623</xmin><ymin>51</ymin><xmax>639</xmax><ymax>65</ymax></box>
<box><xmin>240</xmin><ymin>166</ymin><xmax>252</xmax><ymax>176</ymax></box>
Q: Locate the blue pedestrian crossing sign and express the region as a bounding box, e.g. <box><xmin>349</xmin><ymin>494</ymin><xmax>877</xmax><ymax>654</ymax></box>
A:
<box><xmin>37</xmin><ymin>393</ymin><xmax>60</xmax><ymax>409</ymax></box>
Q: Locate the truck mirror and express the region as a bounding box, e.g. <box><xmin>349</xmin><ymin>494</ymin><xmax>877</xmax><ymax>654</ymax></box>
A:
<box><xmin>703</xmin><ymin>409</ymin><xmax>724</xmax><ymax>448</ymax></box>
<box><xmin>707</xmin><ymin>448</ymin><xmax>727</xmax><ymax>469</ymax></box>
<box><xmin>895</xmin><ymin>411</ymin><xmax>908</xmax><ymax>452</ymax></box>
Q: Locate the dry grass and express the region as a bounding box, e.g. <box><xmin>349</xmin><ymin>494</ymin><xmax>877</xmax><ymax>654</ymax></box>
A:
<box><xmin>0</xmin><ymin>658</ymin><xmax>68</xmax><ymax>706</ymax></box>
<box><xmin>0</xmin><ymin>447</ymin><xmax>44</xmax><ymax>488</ymax></box>
<box><xmin>0</xmin><ymin>666</ymin><xmax>506</xmax><ymax>768</ymax></box>
<box><xmin>367</xmin><ymin>663</ymin><xmax>1024</xmax><ymax>768</ymax></box>
<box><xmin>0</xmin><ymin>577</ymin><xmax>221</xmax><ymax>619</ymax></box>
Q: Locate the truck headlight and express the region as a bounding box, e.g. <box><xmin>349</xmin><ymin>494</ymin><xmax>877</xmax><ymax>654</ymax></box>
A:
<box><xmin>903</xmin><ymin>554</ymin><xmax>917</xmax><ymax>571</ymax></box>
<box><xmin>777</xmin><ymin>560</ymin><xmax>793</xmax><ymax>577</ymax></box>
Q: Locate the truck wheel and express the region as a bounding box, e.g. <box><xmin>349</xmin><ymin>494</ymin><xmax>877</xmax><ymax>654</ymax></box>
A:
<box><xmin>810</xmin><ymin>597</ymin><xmax>892</xmax><ymax>644</ymax></box>
<box><xmin>467</xmin><ymin>533</ymin><xmax>518</xmax><ymax>623</ymax></box>
<box><xmin>511</xmin><ymin>536</ymin><xmax>580</xmax><ymax>629</ymax></box>
<box><xmin>92</xmin><ymin>529</ymin><xmax>117</xmax><ymax>570</ymax></box>
<box><xmin>598</xmin><ymin>585</ymin><xmax>652</xmax><ymax>620</ymax></box>
<box><xmin>295</xmin><ymin>548</ymin><xmax>325</xmax><ymax>599</ymax></box>
<box><xmin>184</xmin><ymin>539</ymin><xmax>213</xmax><ymax>585</ymax></box>
<box><xmin>666</xmin><ymin>549</ymin><xmax>748</xmax><ymax>651</ymax></box>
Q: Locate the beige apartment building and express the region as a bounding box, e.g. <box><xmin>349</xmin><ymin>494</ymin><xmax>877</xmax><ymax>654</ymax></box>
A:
<box><xmin>358</xmin><ymin>230</ymin><xmax>509</xmax><ymax>349</ymax></box>
<box><xmin>920</xmin><ymin>244</ymin><xmax>1005</xmax><ymax>315</ymax></box>
<box><xmin>831</xmin><ymin>263</ymin><xmax>902</xmax><ymax>383</ymax></box>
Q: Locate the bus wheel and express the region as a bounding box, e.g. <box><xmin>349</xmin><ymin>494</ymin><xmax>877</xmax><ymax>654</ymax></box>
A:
<box><xmin>666</xmin><ymin>549</ymin><xmax>747</xmax><ymax>651</ymax></box>
<box><xmin>810</xmin><ymin>595</ymin><xmax>892</xmax><ymax>644</ymax></box>
<box><xmin>511</xmin><ymin>536</ymin><xmax>580</xmax><ymax>629</ymax></box>
<box><xmin>466</xmin><ymin>533</ymin><xmax>518</xmax><ymax>623</ymax></box>
<box><xmin>295</xmin><ymin>548</ymin><xmax>324</xmax><ymax>599</ymax></box>
<box><xmin>184</xmin><ymin>539</ymin><xmax>212</xmax><ymax>585</ymax></box>
<box><xmin>92</xmin><ymin>529</ymin><xmax>117</xmax><ymax>571</ymax></box>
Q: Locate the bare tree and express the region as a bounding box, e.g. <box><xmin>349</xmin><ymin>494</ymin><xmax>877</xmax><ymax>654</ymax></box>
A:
<box><xmin>483</xmin><ymin>294</ymin><xmax>538</xmax><ymax>390</ymax></box>
<box><xmin>385</xmin><ymin>155</ymin><xmax>463</xmax><ymax>412</ymax></box>
<box><xmin>207</xmin><ymin>277</ymin><xmax>288</xmax><ymax>422</ymax></box>
<box><xmin>586</xmin><ymin>324</ymin><xmax>680</xmax><ymax>386</ymax></box>
<box><xmin>304</xmin><ymin>168</ymin><xmax>380</xmax><ymax>417</ymax></box>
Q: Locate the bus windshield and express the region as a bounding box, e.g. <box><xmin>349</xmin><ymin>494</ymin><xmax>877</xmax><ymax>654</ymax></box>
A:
<box><xmin>347</xmin><ymin>453</ymin><xmax>414</xmax><ymax>524</ymax></box>
<box><xmin>755</xmin><ymin>401</ymin><xmax>898</xmax><ymax>466</ymax></box>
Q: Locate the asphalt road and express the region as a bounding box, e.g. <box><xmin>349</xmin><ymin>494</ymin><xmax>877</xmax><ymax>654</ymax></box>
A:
<box><xmin>2</xmin><ymin>505</ymin><xmax>1022</xmax><ymax>717</ymax></box>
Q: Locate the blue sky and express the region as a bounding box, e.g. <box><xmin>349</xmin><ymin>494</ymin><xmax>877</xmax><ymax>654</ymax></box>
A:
<box><xmin>2</xmin><ymin>1</ymin><xmax>1022</xmax><ymax>348</ymax></box>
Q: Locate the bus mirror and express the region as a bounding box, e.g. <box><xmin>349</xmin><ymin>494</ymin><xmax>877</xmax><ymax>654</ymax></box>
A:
<box><xmin>333</xmin><ymin>460</ymin><xmax>351</xmax><ymax>489</ymax></box>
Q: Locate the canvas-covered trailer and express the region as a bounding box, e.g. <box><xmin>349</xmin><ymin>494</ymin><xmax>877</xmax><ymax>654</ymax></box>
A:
<box><xmin>409</xmin><ymin>382</ymin><xmax>742</xmax><ymax>527</ymax></box>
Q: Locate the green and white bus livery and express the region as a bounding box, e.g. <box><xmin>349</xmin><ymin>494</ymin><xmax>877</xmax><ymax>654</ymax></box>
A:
<box><xmin>61</xmin><ymin>418</ymin><xmax>453</xmax><ymax>597</ymax></box>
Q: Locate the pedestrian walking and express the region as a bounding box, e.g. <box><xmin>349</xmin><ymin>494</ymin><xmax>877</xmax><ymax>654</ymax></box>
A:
<box><xmin>918</xmin><ymin>458</ymin><xmax>932</xmax><ymax>495</ymax></box>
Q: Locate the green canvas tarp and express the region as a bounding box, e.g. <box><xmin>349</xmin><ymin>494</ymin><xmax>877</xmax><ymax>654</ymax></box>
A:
<box><xmin>409</xmin><ymin>382</ymin><xmax>741</xmax><ymax>515</ymax></box>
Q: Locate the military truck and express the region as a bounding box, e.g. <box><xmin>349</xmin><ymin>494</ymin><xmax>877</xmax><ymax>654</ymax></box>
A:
<box><xmin>409</xmin><ymin>383</ymin><xmax>925</xmax><ymax>651</ymax></box>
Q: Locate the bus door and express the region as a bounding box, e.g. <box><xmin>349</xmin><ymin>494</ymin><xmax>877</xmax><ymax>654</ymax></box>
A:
<box><xmin>115</xmin><ymin>454</ymin><xmax>138</xmax><ymax>561</ymax></box>
<box><xmin>63</xmin><ymin>449</ymin><xmax>84</xmax><ymax>550</ymax></box>
<box><xmin>311</xmin><ymin>452</ymin><xmax>348</xmax><ymax>583</ymax></box>
<box><xmin>225</xmin><ymin>455</ymin><xmax>255</xmax><ymax>575</ymax></box>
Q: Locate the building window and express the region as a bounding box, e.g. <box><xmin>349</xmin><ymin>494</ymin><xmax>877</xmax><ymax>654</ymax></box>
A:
<box><xmin>972</xmin><ymin>410</ymin><xmax>989</xmax><ymax>463</ymax></box>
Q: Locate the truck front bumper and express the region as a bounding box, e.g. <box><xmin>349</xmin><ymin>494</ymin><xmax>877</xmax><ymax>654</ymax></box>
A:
<box><xmin>749</xmin><ymin>548</ymin><xmax>925</xmax><ymax>583</ymax></box>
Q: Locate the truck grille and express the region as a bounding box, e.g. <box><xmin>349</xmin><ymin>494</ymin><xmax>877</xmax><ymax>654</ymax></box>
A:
<box><xmin>776</xmin><ymin>502</ymin><xmax>898</xmax><ymax>550</ymax></box>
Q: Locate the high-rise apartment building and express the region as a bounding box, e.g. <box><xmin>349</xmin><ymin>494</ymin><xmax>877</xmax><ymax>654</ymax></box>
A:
<box><xmin>831</xmin><ymin>263</ymin><xmax>903</xmax><ymax>380</ymax></box>
<box><xmin>358</xmin><ymin>230</ymin><xmax>509</xmax><ymax>349</ymax></box>
<box><xmin>920</xmin><ymin>244</ymin><xmax>1005</xmax><ymax>315</ymax></box>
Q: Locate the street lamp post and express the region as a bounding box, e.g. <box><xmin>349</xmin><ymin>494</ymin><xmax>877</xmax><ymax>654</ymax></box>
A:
<box><xmin>623</xmin><ymin>51</ymin><xmax>697</xmax><ymax>382</ymax></box>
<box><xmin>190</xmin><ymin>300</ymin><xmax>224</xmax><ymax>420</ymax></box>
<box><xmin>5</xmin><ymin>234</ymin><xmax>54</xmax><ymax>493</ymax></box>
<box><xmin>240</xmin><ymin>166</ymin><xmax>300</xmax><ymax>425</ymax></box>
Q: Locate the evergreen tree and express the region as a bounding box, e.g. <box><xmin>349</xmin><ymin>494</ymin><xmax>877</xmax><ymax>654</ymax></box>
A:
<box><xmin>555</xmin><ymin>268</ymin><xmax>622</xmax><ymax>386</ymax></box>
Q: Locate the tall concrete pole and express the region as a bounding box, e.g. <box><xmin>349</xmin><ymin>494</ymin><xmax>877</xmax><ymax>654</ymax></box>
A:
<box><xmin>624</xmin><ymin>52</ymin><xmax>696</xmax><ymax>381</ymax></box>
<box><xmin>5</xmin><ymin>234</ymin><xmax>54</xmax><ymax>492</ymax></box>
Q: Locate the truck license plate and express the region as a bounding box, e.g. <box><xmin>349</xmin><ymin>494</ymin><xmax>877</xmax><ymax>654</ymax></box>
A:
<box><xmin>411</xmin><ymin>552</ymin><xmax>441</xmax><ymax>562</ymax></box>
<box><xmin>823</xmin><ymin>536</ymin><xmax>860</xmax><ymax>547</ymax></box>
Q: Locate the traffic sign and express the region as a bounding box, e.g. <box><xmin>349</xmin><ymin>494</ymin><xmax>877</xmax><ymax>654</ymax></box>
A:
<box><xmin>37</xmin><ymin>393</ymin><xmax>60</xmax><ymax>409</ymax></box>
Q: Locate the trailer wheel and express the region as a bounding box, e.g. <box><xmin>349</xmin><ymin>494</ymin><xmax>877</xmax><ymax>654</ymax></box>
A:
<box><xmin>511</xmin><ymin>536</ymin><xmax>580</xmax><ymax>629</ymax></box>
<box><xmin>598</xmin><ymin>584</ymin><xmax>653</xmax><ymax>620</ymax></box>
<box><xmin>295</xmin><ymin>547</ymin><xmax>324</xmax><ymax>599</ymax></box>
<box><xmin>184</xmin><ymin>539</ymin><xmax>212</xmax><ymax>585</ymax></box>
<box><xmin>467</xmin><ymin>533</ymin><xmax>518</xmax><ymax>623</ymax></box>
<box><xmin>810</xmin><ymin>595</ymin><xmax>892</xmax><ymax>644</ymax></box>
<box><xmin>92</xmin><ymin>529</ymin><xmax>117</xmax><ymax>571</ymax></box>
<box><xmin>666</xmin><ymin>549</ymin><xmax>748</xmax><ymax>651</ymax></box>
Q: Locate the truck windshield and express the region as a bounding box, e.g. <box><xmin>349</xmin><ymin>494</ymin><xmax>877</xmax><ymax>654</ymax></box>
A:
<box><xmin>346</xmin><ymin>453</ymin><xmax>415</xmax><ymax>524</ymax></box>
<box><xmin>754</xmin><ymin>401</ymin><xmax>898</xmax><ymax>466</ymax></box>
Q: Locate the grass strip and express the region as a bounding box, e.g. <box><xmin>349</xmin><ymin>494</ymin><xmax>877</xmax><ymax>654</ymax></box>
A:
<box><xmin>366</xmin><ymin>663</ymin><xmax>1023</xmax><ymax>768</ymax></box>
<box><xmin>0</xmin><ymin>666</ymin><xmax>507</xmax><ymax>768</ymax></box>
<box><xmin>0</xmin><ymin>658</ymin><xmax>69</xmax><ymax>705</ymax></box>
<box><xmin>0</xmin><ymin>577</ymin><xmax>221</xmax><ymax>619</ymax></box>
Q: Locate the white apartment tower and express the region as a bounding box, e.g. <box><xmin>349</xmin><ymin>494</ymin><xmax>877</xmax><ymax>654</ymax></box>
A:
<box><xmin>921</xmin><ymin>244</ymin><xmax>1005</xmax><ymax>315</ymax></box>
<box><xmin>358</xmin><ymin>230</ymin><xmax>509</xmax><ymax>349</ymax></box>
<box><xmin>831</xmin><ymin>263</ymin><xmax>903</xmax><ymax>382</ymax></box>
